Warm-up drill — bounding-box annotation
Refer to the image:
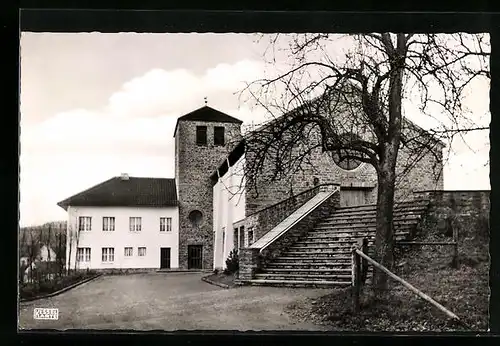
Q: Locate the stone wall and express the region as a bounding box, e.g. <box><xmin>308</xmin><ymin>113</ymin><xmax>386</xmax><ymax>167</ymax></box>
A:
<box><xmin>175</xmin><ymin>120</ymin><xmax>242</xmax><ymax>269</ymax></box>
<box><xmin>245</xmin><ymin>183</ymin><xmax>339</xmax><ymax>242</ymax></box>
<box><xmin>412</xmin><ymin>190</ymin><xmax>490</xmax><ymax>241</ymax></box>
<box><xmin>395</xmin><ymin>143</ymin><xmax>445</xmax><ymax>202</ymax></box>
<box><xmin>239</xmin><ymin>186</ymin><xmax>341</xmax><ymax>280</ymax></box>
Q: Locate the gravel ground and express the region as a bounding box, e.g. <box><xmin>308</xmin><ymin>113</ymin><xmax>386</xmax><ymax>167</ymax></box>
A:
<box><xmin>19</xmin><ymin>272</ymin><xmax>329</xmax><ymax>331</ymax></box>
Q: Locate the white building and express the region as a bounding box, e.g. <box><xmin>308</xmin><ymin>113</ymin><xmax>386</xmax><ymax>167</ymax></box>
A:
<box><xmin>212</xmin><ymin>155</ymin><xmax>246</xmax><ymax>269</ymax></box>
<box><xmin>58</xmin><ymin>174</ymin><xmax>179</xmax><ymax>271</ymax></box>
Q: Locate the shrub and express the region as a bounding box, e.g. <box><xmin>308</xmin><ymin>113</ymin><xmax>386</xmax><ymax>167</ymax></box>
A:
<box><xmin>224</xmin><ymin>249</ymin><xmax>239</xmax><ymax>275</ymax></box>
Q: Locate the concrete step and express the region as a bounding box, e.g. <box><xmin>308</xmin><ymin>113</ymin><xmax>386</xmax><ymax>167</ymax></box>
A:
<box><xmin>273</xmin><ymin>257</ymin><xmax>353</xmax><ymax>263</ymax></box>
<box><xmin>267</xmin><ymin>263</ymin><xmax>354</xmax><ymax>269</ymax></box>
<box><xmin>321</xmin><ymin>215</ymin><xmax>423</xmax><ymax>226</ymax></box>
<box><xmin>311</xmin><ymin>225</ymin><xmax>414</xmax><ymax>234</ymax></box>
<box><xmin>294</xmin><ymin>236</ymin><xmax>407</xmax><ymax>246</ymax></box>
<box><xmin>255</xmin><ymin>273</ymin><xmax>352</xmax><ymax>281</ymax></box>
<box><xmin>331</xmin><ymin>206</ymin><xmax>428</xmax><ymax>218</ymax></box>
<box><xmin>315</xmin><ymin>220</ymin><xmax>420</xmax><ymax>230</ymax></box>
<box><xmin>335</xmin><ymin>200</ymin><xmax>428</xmax><ymax>213</ymax></box>
<box><xmin>266</xmin><ymin>263</ymin><xmax>375</xmax><ymax>272</ymax></box>
<box><xmin>303</xmin><ymin>233</ymin><xmax>409</xmax><ymax>242</ymax></box>
<box><xmin>242</xmin><ymin>279</ymin><xmax>352</xmax><ymax>288</ymax></box>
<box><xmin>263</xmin><ymin>268</ymin><xmax>352</xmax><ymax>274</ymax></box>
<box><xmin>285</xmin><ymin>250</ymin><xmax>375</xmax><ymax>256</ymax></box>
<box><xmin>289</xmin><ymin>244</ymin><xmax>359</xmax><ymax>251</ymax></box>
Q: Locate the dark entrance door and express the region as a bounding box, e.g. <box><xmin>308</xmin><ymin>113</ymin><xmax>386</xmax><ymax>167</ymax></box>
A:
<box><xmin>160</xmin><ymin>248</ymin><xmax>171</xmax><ymax>269</ymax></box>
<box><xmin>340</xmin><ymin>188</ymin><xmax>372</xmax><ymax>207</ymax></box>
<box><xmin>187</xmin><ymin>245</ymin><xmax>203</xmax><ymax>269</ymax></box>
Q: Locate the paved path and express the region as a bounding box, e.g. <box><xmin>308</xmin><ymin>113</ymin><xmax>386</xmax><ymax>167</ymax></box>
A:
<box><xmin>19</xmin><ymin>272</ymin><xmax>329</xmax><ymax>331</ymax></box>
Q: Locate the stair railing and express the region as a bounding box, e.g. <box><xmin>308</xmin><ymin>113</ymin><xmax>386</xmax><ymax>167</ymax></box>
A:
<box><xmin>351</xmin><ymin>237</ymin><xmax>469</xmax><ymax>328</ymax></box>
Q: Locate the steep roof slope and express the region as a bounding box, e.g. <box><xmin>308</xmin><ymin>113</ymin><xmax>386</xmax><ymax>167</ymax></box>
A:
<box><xmin>57</xmin><ymin>176</ymin><xmax>178</xmax><ymax>210</ymax></box>
<box><xmin>174</xmin><ymin>106</ymin><xmax>243</xmax><ymax>136</ymax></box>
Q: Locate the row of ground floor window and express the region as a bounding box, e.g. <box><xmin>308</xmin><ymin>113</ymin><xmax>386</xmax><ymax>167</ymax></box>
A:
<box><xmin>73</xmin><ymin>245</ymin><xmax>205</xmax><ymax>270</ymax></box>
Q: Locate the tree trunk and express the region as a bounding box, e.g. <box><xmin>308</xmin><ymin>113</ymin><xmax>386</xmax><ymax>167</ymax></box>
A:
<box><xmin>67</xmin><ymin>228</ymin><xmax>73</xmax><ymax>276</ymax></box>
<box><xmin>47</xmin><ymin>224</ymin><xmax>52</xmax><ymax>262</ymax></box>
<box><xmin>372</xmin><ymin>37</ymin><xmax>405</xmax><ymax>295</ymax></box>
<box><xmin>373</xmin><ymin>160</ymin><xmax>397</xmax><ymax>295</ymax></box>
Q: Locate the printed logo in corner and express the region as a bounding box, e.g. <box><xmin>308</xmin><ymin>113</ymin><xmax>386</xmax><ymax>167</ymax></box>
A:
<box><xmin>33</xmin><ymin>308</ymin><xmax>59</xmax><ymax>320</ymax></box>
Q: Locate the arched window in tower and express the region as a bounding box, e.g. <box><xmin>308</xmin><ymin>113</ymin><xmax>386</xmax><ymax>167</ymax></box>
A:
<box><xmin>330</xmin><ymin>132</ymin><xmax>363</xmax><ymax>171</ymax></box>
<box><xmin>188</xmin><ymin>210</ymin><xmax>204</xmax><ymax>226</ymax></box>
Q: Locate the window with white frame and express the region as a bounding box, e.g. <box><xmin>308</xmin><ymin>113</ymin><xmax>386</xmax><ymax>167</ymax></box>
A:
<box><xmin>138</xmin><ymin>247</ymin><xmax>146</xmax><ymax>257</ymax></box>
<box><xmin>160</xmin><ymin>217</ymin><xmax>172</xmax><ymax>232</ymax></box>
<box><xmin>102</xmin><ymin>247</ymin><xmax>114</xmax><ymax>262</ymax></box>
<box><xmin>129</xmin><ymin>217</ymin><xmax>142</xmax><ymax>232</ymax></box>
<box><xmin>102</xmin><ymin>217</ymin><xmax>115</xmax><ymax>231</ymax></box>
<box><xmin>124</xmin><ymin>247</ymin><xmax>133</xmax><ymax>257</ymax></box>
<box><xmin>78</xmin><ymin>216</ymin><xmax>92</xmax><ymax>231</ymax></box>
<box><xmin>76</xmin><ymin>247</ymin><xmax>91</xmax><ymax>262</ymax></box>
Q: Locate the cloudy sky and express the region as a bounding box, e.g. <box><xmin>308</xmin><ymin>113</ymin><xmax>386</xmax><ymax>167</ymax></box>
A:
<box><xmin>19</xmin><ymin>33</ymin><xmax>490</xmax><ymax>227</ymax></box>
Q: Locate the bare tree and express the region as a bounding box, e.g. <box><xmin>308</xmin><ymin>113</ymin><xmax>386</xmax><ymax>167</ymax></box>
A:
<box><xmin>241</xmin><ymin>33</ymin><xmax>490</xmax><ymax>294</ymax></box>
<box><xmin>67</xmin><ymin>222</ymin><xmax>76</xmax><ymax>276</ymax></box>
<box><xmin>55</xmin><ymin>225</ymin><xmax>66</xmax><ymax>277</ymax></box>
<box><xmin>27</xmin><ymin>227</ymin><xmax>39</xmax><ymax>284</ymax></box>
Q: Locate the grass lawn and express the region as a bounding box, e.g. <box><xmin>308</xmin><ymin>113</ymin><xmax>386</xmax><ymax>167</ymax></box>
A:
<box><xmin>20</xmin><ymin>271</ymin><xmax>98</xmax><ymax>300</ymax></box>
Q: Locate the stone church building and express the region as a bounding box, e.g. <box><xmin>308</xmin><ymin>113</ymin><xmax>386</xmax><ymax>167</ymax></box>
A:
<box><xmin>59</xmin><ymin>104</ymin><xmax>445</xmax><ymax>273</ymax></box>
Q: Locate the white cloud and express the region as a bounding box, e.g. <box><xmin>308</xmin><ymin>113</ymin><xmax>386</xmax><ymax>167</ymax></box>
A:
<box><xmin>20</xmin><ymin>60</ymin><xmax>270</xmax><ymax>226</ymax></box>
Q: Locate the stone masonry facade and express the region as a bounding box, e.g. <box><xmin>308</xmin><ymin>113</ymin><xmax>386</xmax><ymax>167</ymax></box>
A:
<box><xmin>175</xmin><ymin>119</ymin><xmax>242</xmax><ymax>269</ymax></box>
<box><xmin>244</xmin><ymin>124</ymin><xmax>444</xmax><ymax>216</ymax></box>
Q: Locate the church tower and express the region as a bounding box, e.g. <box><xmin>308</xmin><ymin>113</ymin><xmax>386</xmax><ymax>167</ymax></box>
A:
<box><xmin>174</xmin><ymin>105</ymin><xmax>243</xmax><ymax>269</ymax></box>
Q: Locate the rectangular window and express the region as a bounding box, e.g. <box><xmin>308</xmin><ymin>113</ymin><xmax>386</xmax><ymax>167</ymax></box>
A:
<box><xmin>76</xmin><ymin>247</ymin><xmax>90</xmax><ymax>262</ymax></box>
<box><xmin>101</xmin><ymin>247</ymin><xmax>114</xmax><ymax>262</ymax></box>
<box><xmin>214</xmin><ymin>126</ymin><xmax>225</xmax><ymax>146</ymax></box>
<box><xmin>138</xmin><ymin>247</ymin><xmax>146</xmax><ymax>257</ymax></box>
<box><xmin>196</xmin><ymin>126</ymin><xmax>207</xmax><ymax>146</ymax></box>
<box><xmin>239</xmin><ymin>225</ymin><xmax>245</xmax><ymax>249</ymax></box>
<box><xmin>129</xmin><ymin>217</ymin><xmax>142</xmax><ymax>232</ymax></box>
<box><xmin>160</xmin><ymin>217</ymin><xmax>172</xmax><ymax>232</ymax></box>
<box><xmin>78</xmin><ymin>217</ymin><xmax>92</xmax><ymax>231</ymax></box>
<box><xmin>124</xmin><ymin>247</ymin><xmax>133</xmax><ymax>257</ymax></box>
<box><xmin>234</xmin><ymin>228</ymin><xmax>239</xmax><ymax>251</ymax></box>
<box><xmin>102</xmin><ymin>217</ymin><xmax>115</xmax><ymax>231</ymax></box>
<box><xmin>247</xmin><ymin>228</ymin><xmax>255</xmax><ymax>247</ymax></box>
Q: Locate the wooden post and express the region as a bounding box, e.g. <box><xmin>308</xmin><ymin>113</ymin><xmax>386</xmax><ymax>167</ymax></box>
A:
<box><xmin>351</xmin><ymin>245</ymin><xmax>361</xmax><ymax>314</ymax></box>
<box><xmin>452</xmin><ymin>224</ymin><xmax>459</xmax><ymax>269</ymax></box>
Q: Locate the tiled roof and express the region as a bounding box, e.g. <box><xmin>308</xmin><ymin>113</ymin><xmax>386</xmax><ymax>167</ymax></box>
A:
<box><xmin>174</xmin><ymin>106</ymin><xmax>243</xmax><ymax>136</ymax></box>
<box><xmin>57</xmin><ymin>176</ymin><xmax>178</xmax><ymax>210</ymax></box>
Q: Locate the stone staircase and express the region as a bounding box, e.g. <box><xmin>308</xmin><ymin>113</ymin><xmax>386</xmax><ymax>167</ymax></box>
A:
<box><xmin>245</xmin><ymin>198</ymin><xmax>430</xmax><ymax>288</ymax></box>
